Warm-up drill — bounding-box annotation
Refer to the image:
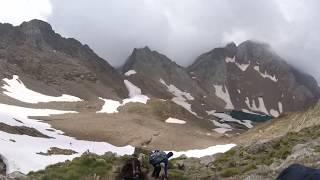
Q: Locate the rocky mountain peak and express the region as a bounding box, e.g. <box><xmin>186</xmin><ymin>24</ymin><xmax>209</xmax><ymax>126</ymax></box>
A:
<box><xmin>225</xmin><ymin>42</ymin><xmax>237</xmax><ymax>57</ymax></box>
<box><xmin>20</xmin><ymin>19</ymin><xmax>54</xmax><ymax>35</ymax></box>
<box><xmin>0</xmin><ymin>19</ymin><xmax>128</xmax><ymax>99</ymax></box>
<box><xmin>123</xmin><ymin>46</ymin><xmax>180</xmax><ymax>73</ymax></box>
<box><xmin>188</xmin><ymin>40</ymin><xmax>320</xmax><ymax>116</ymax></box>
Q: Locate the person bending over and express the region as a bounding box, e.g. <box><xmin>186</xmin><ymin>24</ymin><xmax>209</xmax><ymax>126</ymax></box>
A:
<box><xmin>149</xmin><ymin>150</ymin><xmax>173</xmax><ymax>179</ymax></box>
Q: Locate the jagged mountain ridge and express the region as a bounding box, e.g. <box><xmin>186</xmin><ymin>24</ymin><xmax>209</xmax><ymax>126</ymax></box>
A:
<box><xmin>0</xmin><ymin>19</ymin><xmax>128</xmax><ymax>101</ymax></box>
<box><xmin>122</xmin><ymin>42</ymin><xmax>320</xmax><ymax>118</ymax></box>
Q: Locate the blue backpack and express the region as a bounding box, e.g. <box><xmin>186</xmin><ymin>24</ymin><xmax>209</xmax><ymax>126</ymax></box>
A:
<box><xmin>149</xmin><ymin>151</ymin><xmax>167</xmax><ymax>165</ymax></box>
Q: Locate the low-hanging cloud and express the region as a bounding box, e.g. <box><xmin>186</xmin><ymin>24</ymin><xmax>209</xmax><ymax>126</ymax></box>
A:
<box><xmin>0</xmin><ymin>0</ymin><xmax>52</xmax><ymax>25</ymax></box>
<box><xmin>1</xmin><ymin>0</ymin><xmax>320</xmax><ymax>81</ymax></box>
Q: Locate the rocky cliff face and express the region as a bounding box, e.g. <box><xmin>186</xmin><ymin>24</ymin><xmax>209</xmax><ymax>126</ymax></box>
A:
<box><xmin>122</xmin><ymin>47</ymin><xmax>226</xmax><ymax>117</ymax></box>
<box><xmin>0</xmin><ymin>155</ymin><xmax>6</xmax><ymax>176</ymax></box>
<box><xmin>188</xmin><ymin>41</ymin><xmax>320</xmax><ymax>116</ymax></box>
<box><xmin>0</xmin><ymin>19</ymin><xmax>127</xmax><ymax>100</ymax></box>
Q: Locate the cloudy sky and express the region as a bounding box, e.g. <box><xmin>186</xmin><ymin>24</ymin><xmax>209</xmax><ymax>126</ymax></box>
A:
<box><xmin>0</xmin><ymin>0</ymin><xmax>320</xmax><ymax>81</ymax></box>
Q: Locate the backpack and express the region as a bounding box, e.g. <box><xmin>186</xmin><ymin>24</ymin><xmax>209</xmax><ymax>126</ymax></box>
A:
<box><xmin>149</xmin><ymin>151</ymin><xmax>167</xmax><ymax>165</ymax></box>
<box><xmin>119</xmin><ymin>157</ymin><xmax>143</xmax><ymax>180</ymax></box>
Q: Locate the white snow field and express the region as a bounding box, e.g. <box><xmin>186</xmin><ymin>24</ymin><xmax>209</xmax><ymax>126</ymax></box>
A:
<box><xmin>123</xmin><ymin>80</ymin><xmax>149</xmax><ymax>104</ymax></box>
<box><xmin>2</xmin><ymin>75</ymin><xmax>82</xmax><ymax>103</ymax></box>
<box><xmin>211</xmin><ymin>119</ymin><xmax>233</xmax><ymax>134</ymax></box>
<box><xmin>165</xmin><ymin>117</ymin><xmax>186</xmax><ymax>124</ymax></box>
<box><xmin>0</xmin><ymin>103</ymin><xmax>134</xmax><ymax>174</ymax></box>
<box><xmin>213</xmin><ymin>128</ymin><xmax>233</xmax><ymax>134</ymax></box>
<box><xmin>159</xmin><ymin>79</ymin><xmax>198</xmax><ymax>116</ymax></box>
<box><xmin>124</xmin><ymin>70</ymin><xmax>137</xmax><ymax>76</ymax></box>
<box><xmin>213</xmin><ymin>85</ymin><xmax>234</xmax><ymax>109</ymax></box>
<box><xmin>98</xmin><ymin>80</ymin><xmax>149</xmax><ymax>113</ymax></box>
<box><xmin>253</xmin><ymin>66</ymin><xmax>278</xmax><ymax>82</ymax></box>
<box><xmin>213</xmin><ymin>113</ymin><xmax>253</xmax><ymax>129</ymax></box>
<box><xmin>211</xmin><ymin>119</ymin><xmax>232</xmax><ymax>129</ymax></box>
<box><xmin>269</xmin><ymin>109</ymin><xmax>280</xmax><ymax>117</ymax></box>
<box><xmin>268</xmin><ymin>101</ymin><xmax>284</xmax><ymax>117</ymax></box>
<box><xmin>168</xmin><ymin>144</ymin><xmax>236</xmax><ymax>158</ymax></box>
<box><xmin>98</xmin><ymin>98</ymin><xmax>121</xmax><ymax>113</ymax></box>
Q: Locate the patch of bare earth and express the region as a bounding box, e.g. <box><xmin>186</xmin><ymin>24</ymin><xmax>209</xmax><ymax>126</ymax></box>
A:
<box><xmin>37</xmin><ymin>147</ymin><xmax>77</xmax><ymax>156</ymax></box>
<box><xmin>42</xmin><ymin>110</ymin><xmax>232</xmax><ymax>151</ymax></box>
<box><xmin>0</xmin><ymin>122</ymin><xmax>51</xmax><ymax>138</ymax></box>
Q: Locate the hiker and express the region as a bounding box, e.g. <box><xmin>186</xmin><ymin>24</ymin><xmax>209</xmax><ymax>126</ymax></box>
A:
<box><xmin>149</xmin><ymin>150</ymin><xmax>173</xmax><ymax>179</ymax></box>
<box><xmin>277</xmin><ymin>164</ymin><xmax>320</xmax><ymax>180</ymax></box>
<box><xmin>119</xmin><ymin>156</ymin><xmax>143</xmax><ymax>180</ymax></box>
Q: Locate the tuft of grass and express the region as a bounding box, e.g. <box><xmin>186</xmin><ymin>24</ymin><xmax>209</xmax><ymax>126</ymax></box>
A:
<box><xmin>168</xmin><ymin>169</ymin><xmax>190</xmax><ymax>180</ymax></box>
<box><xmin>313</xmin><ymin>145</ymin><xmax>320</xmax><ymax>152</ymax></box>
<box><xmin>220</xmin><ymin>167</ymin><xmax>240</xmax><ymax>177</ymax></box>
<box><xmin>28</xmin><ymin>153</ymin><xmax>117</xmax><ymax>180</ymax></box>
<box><xmin>212</xmin><ymin>124</ymin><xmax>320</xmax><ymax>178</ymax></box>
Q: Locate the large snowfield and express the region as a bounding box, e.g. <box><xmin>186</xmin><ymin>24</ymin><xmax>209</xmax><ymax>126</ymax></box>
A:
<box><xmin>0</xmin><ymin>76</ymin><xmax>237</xmax><ymax>174</ymax></box>
<box><xmin>0</xmin><ymin>76</ymin><xmax>135</xmax><ymax>174</ymax></box>
<box><xmin>0</xmin><ymin>103</ymin><xmax>135</xmax><ymax>174</ymax></box>
<box><xmin>2</xmin><ymin>75</ymin><xmax>82</xmax><ymax>103</ymax></box>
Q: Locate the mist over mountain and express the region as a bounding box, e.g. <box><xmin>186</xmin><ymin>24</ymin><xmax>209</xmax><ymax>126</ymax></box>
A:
<box><xmin>1</xmin><ymin>0</ymin><xmax>320</xmax><ymax>82</ymax></box>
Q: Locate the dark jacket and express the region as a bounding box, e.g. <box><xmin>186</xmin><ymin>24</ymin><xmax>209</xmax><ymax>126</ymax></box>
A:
<box><xmin>277</xmin><ymin>164</ymin><xmax>320</xmax><ymax>180</ymax></box>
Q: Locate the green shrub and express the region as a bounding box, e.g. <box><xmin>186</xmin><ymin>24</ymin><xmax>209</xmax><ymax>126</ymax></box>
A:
<box><xmin>220</xmin><ymin>168</ymin><xmax>240</xmax><ymax>177</ymax></box>
<box><xmin>29</xmin><ymin>153</ymin><xmax>116</xmax><ymax>180</ymax></box>
<box><xmin>168</xmin><ymin>169</ymin><xmax>189</xmax><ymax>180</ymax></box>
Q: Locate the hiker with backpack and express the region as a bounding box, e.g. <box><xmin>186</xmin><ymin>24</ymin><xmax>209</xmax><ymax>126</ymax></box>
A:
<box><xmin>149</xmin><ymin>150</ymin><xmax>173</xmax><ymax>179</ymax></box>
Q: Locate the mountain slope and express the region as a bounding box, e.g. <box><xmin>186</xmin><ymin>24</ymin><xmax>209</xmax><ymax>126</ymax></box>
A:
<box><xmin>188</xmin><ymin>41</ymin><xmax>320</xmax><ymax>117</ymax></box>
<box><xmin>122</xmin><ymin>47</ymin><xmax>226</xmax><ymax>117</ymax></box>
<box><xmin>0</xmin><ymin>19</ymin><xmax>127</xmax><ymax>101</ymax></box>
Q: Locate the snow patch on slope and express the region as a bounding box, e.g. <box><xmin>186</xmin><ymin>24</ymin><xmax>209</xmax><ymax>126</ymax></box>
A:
<box><xmin>214</xmin><ymin>128</ymin><xmax>232</xmax><ymax>134</ymax></box>
<box><xmin>123</xmin><ymin>80</ymin><xmax>149</xmax><ymax>104</ymax></box>
<box><xmin>213</xmin><ymin>85</ymin><xmax>234</xmax><ymax>109</ymax></box>
<box><xmin>124</xmin><ymin>70</ymin><xmax>137</xmax><ymax>76</ymax></box>
<box><xmin>211</xmin><ymin>119</ymin><xmax>232</xmax><ymax>129</ymax></box>
<box><xmin>165</xmin><ymin>117</ymin><xmax>186</xmax><ymax>124</ymax></box>
<box><xmin>206</xmin><ymin>110</ymin><xmax>216</xmax><ymax>115</ymax></box>
<box><xmin>241</xmin><ymin>109</ymin><xmax>260</xmax><ymax>115</ymax></box>
<box><xmin>98</xmin><ymin>98</ymin><xmax>121</xmax><ymax>113</ymax></box>
<box><xmin>268</xmin><ymin>101</ymin><xmax>284</xmax><ymax>117</ymax></box>
<box><xmin>245</xmin><ymin>97</ymin><xmax>269</xmax><ymax>115</ymax></box>
<box><xmin>278</xmin><ymin>102</ymin><xmax>283</xmax><ymax>113</ymax></box>
<box><xmin>213</xmin><ymin>113</ymin><xmax>253</xmax><ymax>129</ymax></box>
<box><xmin>270</xmin><ymin>109</ymin><xmax>280</xmax><ymax>117</ymax></box>
<box><xmin>160</xmin><ymin>79</ymin><xmax>197</xmax><ymax>116</ymax></box>
<box><xmin>168</xmin><ymin>144</ymin><xmax>236</xmax><ymax>158</ymax></box>
<box><xmin>253</xmin><ymin>66</ymin><xmax>278</xmax><ymax>82</ymax></box>
<box><xmin>98</xmin><ymin>80</ymin><xmax>149</xmax><ymax>113</ymax></box>
<box><xmin>2</xmin><ymin>75</ymin><xmax>82</xmax><ymax>103</ymax></box>
<box><xmin>225</xmin><ymin>57</ymin><xmax>250</xmax><ymax>71</ymax></box>
<box><xmin>0</xmin><ymin>103</ymin><xmax>134</xmax><ymax>174</ymax></box>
